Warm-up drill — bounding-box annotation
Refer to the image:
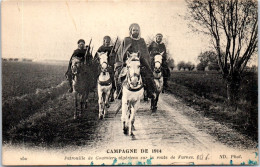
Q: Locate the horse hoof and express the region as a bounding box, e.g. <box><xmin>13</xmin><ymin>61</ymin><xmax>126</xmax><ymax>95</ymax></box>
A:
<box><xmin>109</xmin><ymin>98</ymin><xmax>114</xmax><ymax>102</ymax></box>
<box><xmin>105</xmin><ymin>103</ymin><xmax>110</xmax><ymax>108</ymax></box>
<box><xmin>123</xmin><ymin>127</ymin><xmax>128</xmax><ymax>135</ymax></box>
<box><xmin>152</xmin><ymin>106</ymin><xmax>157</xmax><ymax>112</ymax></box>
<box><xmin>99</xmin><ymin>115</ymin><xmax>104</xmax><ymax>120</ymax></box>
<box><xmin>129</xmin><ymin>129</ymin><xmax>133</xmax><ymax>136</ymax></box>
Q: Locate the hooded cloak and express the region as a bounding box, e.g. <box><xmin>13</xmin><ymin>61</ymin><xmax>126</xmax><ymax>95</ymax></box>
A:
<box><xmin>115</xmin><ymin>23</ymin><xmax>152</xmax><ymax>73</ymax></box>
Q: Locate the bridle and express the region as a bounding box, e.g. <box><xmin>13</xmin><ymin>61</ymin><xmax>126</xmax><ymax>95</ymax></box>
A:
<box><xmin>71</xmin><ymin>58</ymin><xmax>83</xmax><ymax>75</ymax></box>
<box><xmin>126</xmin><ymin>57</ymin><xmax>143</xmax><ymax>91</ymax></box>
<box><xmin>100</xmin><ymin>61</ymin><xmax>109</xmax><ymax>74</ymax></box>
<box><xmin>98</xmin><ymin>56</ymin><xmax>112</xmax><ymax>86</ymax></box>
<box><xmin>153</xmin><ymin>58</ymin><xmax>162</xmax><ymax>80</ymax></box>
<box><xmin>154</xmin><ymin>61</ymin><xmax>162</xmax><ymax>73</ymax></box>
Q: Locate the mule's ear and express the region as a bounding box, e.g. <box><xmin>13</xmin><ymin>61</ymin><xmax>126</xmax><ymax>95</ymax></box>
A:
<box><xmin>105</xmin><ymin>52</ymin><xmax>108</xmax><ymax>56</ymax></box>
<box><xmin>160</xmin><ymin>51</ymin><xmax>165</xmax><ymax>56</ymax></box>
<box><xmin>137</xmin><ymin>51</ymin><xmax>140</xmax><ymax>58</ymax></box>
<box><xmin>127</xmin><ymin>51</ymin><xmax>131</xmax><ymax>58</ymax></box>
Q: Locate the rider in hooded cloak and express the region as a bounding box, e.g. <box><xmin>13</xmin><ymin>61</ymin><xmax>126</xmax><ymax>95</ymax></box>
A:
<box><xmin>115</xmin><ymin>23</ymin><xmax>156</xmax><ymax>100</ymax></box>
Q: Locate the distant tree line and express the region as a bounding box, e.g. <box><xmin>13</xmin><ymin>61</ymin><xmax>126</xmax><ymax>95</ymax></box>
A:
<box><xmin>177</xmin><ymin>61</ymin><xmax>195</xmax><ymax>71</ymax></box>
<box><xmin>2</xmin><ymin>58</ymin><xmax>32</xmax><ymax>62</ymax></box>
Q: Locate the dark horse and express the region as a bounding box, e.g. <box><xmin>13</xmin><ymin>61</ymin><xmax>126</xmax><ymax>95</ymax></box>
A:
<box><xmin>71</xmin><ymin>57</ymin><xmax>95</xmax><ymax>119</ymax></box>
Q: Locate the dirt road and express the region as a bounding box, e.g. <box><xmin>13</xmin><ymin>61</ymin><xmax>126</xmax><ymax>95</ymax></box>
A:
<box><xmin>2</xmin><ymin>91</ymin><xmax>258</xmax><ymax>165</ymax></box>
<box><xmin>88</xmin><ymin>92</ymin><xmax>257</xmax><ymax>152</ymax></box>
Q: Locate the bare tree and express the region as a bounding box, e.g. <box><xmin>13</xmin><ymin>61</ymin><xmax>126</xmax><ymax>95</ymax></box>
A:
<box><xmin>186</xmin><ymin>0</ymin><xmax>258</xmax><ymax>104</ymax></box>
<box><xmin>167</xmin><ymin>58</ymin><xmax>175</xmax><ymax>70</ymax></box>
<box><xmin>177</xmin><ymin>61</ymin><xmax>186</xmax><ymax>71</ymax></box>
<box><xmin>185</xmin><ymin>62</ymin><xmax>195</xmax><ymax>71</ymax></box>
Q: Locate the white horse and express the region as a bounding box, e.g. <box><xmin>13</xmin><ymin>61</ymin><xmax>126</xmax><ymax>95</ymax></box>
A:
<box><xmin>97</xmin><ymin>52</ymin><xmax>112</xmax><ymax>120</ymax></box>
<box><xmin>71</xmin><ymin>57</ymin><xmax>90</xmax><ymax>119</ymax></box>
<box><xmin>151</xmin><ymin>52</ymin><xmax>164</xmax><ymax>112</ymax></box>
<box><xmin>121</xmin><ymin>51</ymin><xmax>144</xmax><ymax>136</ymax></box>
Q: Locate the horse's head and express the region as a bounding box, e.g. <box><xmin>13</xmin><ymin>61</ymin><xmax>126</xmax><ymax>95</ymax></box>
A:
<box><xmin>71</xmin><ymin>57</ymin><xmax>83</xmax><ymax>74</ymax></box>
<box><xmin>126</xmin><ymin>51</ymin><xmax>141</xmax><ymax>87</ymax></box>
<box><xmin>97</xmin><ymin>52</ymin><xmax>109</xmax><ymax>73</ymax></box>
<box><xmin>154</xmin><ymin>52</ymin><xmax>164</xmax><ymax>73</ymax></box>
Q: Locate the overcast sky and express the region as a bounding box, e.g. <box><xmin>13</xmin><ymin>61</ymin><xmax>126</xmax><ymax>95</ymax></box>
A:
<box><xmin>2</xmin><ymin>0</ymin><xmax>216</xmax><ymax>64</ymax></box>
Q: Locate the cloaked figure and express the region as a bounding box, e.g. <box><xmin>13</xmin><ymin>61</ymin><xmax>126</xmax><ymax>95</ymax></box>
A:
<box><xmin>148</xmin><ymin>33</ymin><xmax>170</xmax><ymax>92</ymax></box>
<box><xmin>94</xmin><ymin>36</ymin><xmax>117</xmax><ymax>102</ymax></box>
<box><xmin>115</xmin><ymin>23</ymin><xmax>156</xmax><ymax>101</ymax></box>
<box><xmin>65</xmin><ymin>39</ymin><xmax>92</xmax><ymax>93</ymax></box>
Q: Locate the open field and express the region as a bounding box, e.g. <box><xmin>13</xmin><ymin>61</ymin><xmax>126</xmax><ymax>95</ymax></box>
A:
<box><xmin>167</xmin><ymin>71</ymin><xmax>258</xmax><ymax>141</ymax></box>
<box><xmin>2</xmin><ymin>61</ymin><xmax>68</xmax><ymax>101</ymax></box>
<box><xmin>2</xmin><ymin>61</ymin><xmax>69</xmax><ymax>138</ymax></box>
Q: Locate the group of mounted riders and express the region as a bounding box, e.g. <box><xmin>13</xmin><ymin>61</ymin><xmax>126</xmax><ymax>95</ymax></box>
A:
<box><xmin>65</xmin><ymin>23</ymin><xmax>170</xmax><ymax>114</ymax></box>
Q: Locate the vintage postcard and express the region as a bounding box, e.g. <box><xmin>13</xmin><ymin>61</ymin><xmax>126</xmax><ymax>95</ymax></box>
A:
<box><xmin>1</xmin><ymin>0</ymin><xmax>258</xmax><ymax>165</ymax></box>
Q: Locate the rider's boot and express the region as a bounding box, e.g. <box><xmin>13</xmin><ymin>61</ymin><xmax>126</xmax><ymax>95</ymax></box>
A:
<box><xmin>143</xmin><ymin>88</ymin><xmax>148</xmax><ymax>101</ymax></box>
<box><xmin>110</xmin><ymin>95</ymin><xmax>114</xmax><ymax>102</ymax></box>
<box><xmin>163</xmin><ymin>77</ymin><xmax>168</xmax><ymax>92</ymax></box>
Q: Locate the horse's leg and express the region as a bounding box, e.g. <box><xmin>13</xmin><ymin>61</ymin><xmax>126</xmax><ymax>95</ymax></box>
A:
<box><xmin>151</xmin><ymin>94</ymin><xmax>155</xmax><ymax>111</ymax></box>
<box><xmin>98</xmin><ymin>85</ymin><xmax>104</xmax><ymax>120</ymax></box>
<box><xmin>109</xmin><ymin>87</ymin><xmax>114</xmax><ymax>102</ymax></box>
<box><xmin>121</xmin><ymin>91</ymin><xmax>128</xmax><ymax>134</ymax></box>
<box><xmin>154</xmin><ymin>78</ymin><xmax>163</xmax><ymax>111</ymax></box>
<box><xmin>154</xmin><ymin>92</ymin><xmax>159</xmax><ymax>111</ymax></box>
<box><xmin>105</xmin><ymin>87</ymin><xmax>111</xmax><ymax>108</ymax></box>
<box><xmin>85</xmin><ymin>90</ymin><xmax>89</xmax><ymax>109</ymax></box>
<box><xmin>79</xmin><ymin>93</ymin><xmax>86</xmax><ymax>117</ymax></box>
<box><xmin>125</xmin><ymin>102</ymin><xmax>132</xmax><ymax>134</ymax></box>
<box><xmin>79</xmin><ymin>94</ymin><xmax>82</xmax><ymax>118</ymax></box>
<box><xmin>74</xmin><ymin>92</ymin><xmax>78</xmax><ymax>119</ymax></box>
<box><xmin>104</xmin><ymin>88</ymin><xmax>111</xmax><ymax>118</ymax></box>
<box><xmin>130</xmin><ymin>101</ymin><xmax>138</xmax><ymax>136</ymax></box>
<box><xmin>132</xmin><ymin>97</ymin><xmax>141</xmax><ymax>131</ymax></box>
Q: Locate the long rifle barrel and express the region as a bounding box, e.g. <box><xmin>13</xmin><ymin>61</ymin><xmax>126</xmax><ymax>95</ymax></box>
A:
<box><xmin>91</xmin><ymin>46</ymin><xmax>94</xmax><ymax>55</ymax></box>
<box><xmin>109</xmin><ymin>37</ymin><xmax>118</xmax><ymax>57</ymax></box>
<box><xmin>115</xmin><ymin>43</ymin><xmax>121</xmax><ymax>54</ymax></box>
<box><xmin>85</xmin><ymin>38</ymin><xmax>92</xmax><ymax>64</ymax></box>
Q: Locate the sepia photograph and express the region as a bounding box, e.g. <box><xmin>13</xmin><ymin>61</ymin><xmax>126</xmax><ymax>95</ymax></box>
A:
<box><xmin>1</xmin><ymin>0</ymin><xmax>258</xmax><ymax>165</ymax></box>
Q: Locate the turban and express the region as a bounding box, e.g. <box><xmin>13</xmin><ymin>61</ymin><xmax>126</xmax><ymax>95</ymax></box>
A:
<box><xmin>156</xmin><ymin>33</ymin><xmax>163</xmax><ymax>37</ymax></box>
<box><xmin>129</xmin><ymin>23</ymin><xmax>140</xmax><ymax>32</ymax></box>
<box><xmin>77</xmin><ymin>39</ymin><xmax>85</xmax><ymax>44</ymax></box>
<box><xmin>103</xmin><ymin>36</ymin><xmax>111</xmax><ymax>41</ymax></box>
<box><xmin>129</xmin><ymin>23</ymin><xmax>141</xmax><ymax>40</ymax></box>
